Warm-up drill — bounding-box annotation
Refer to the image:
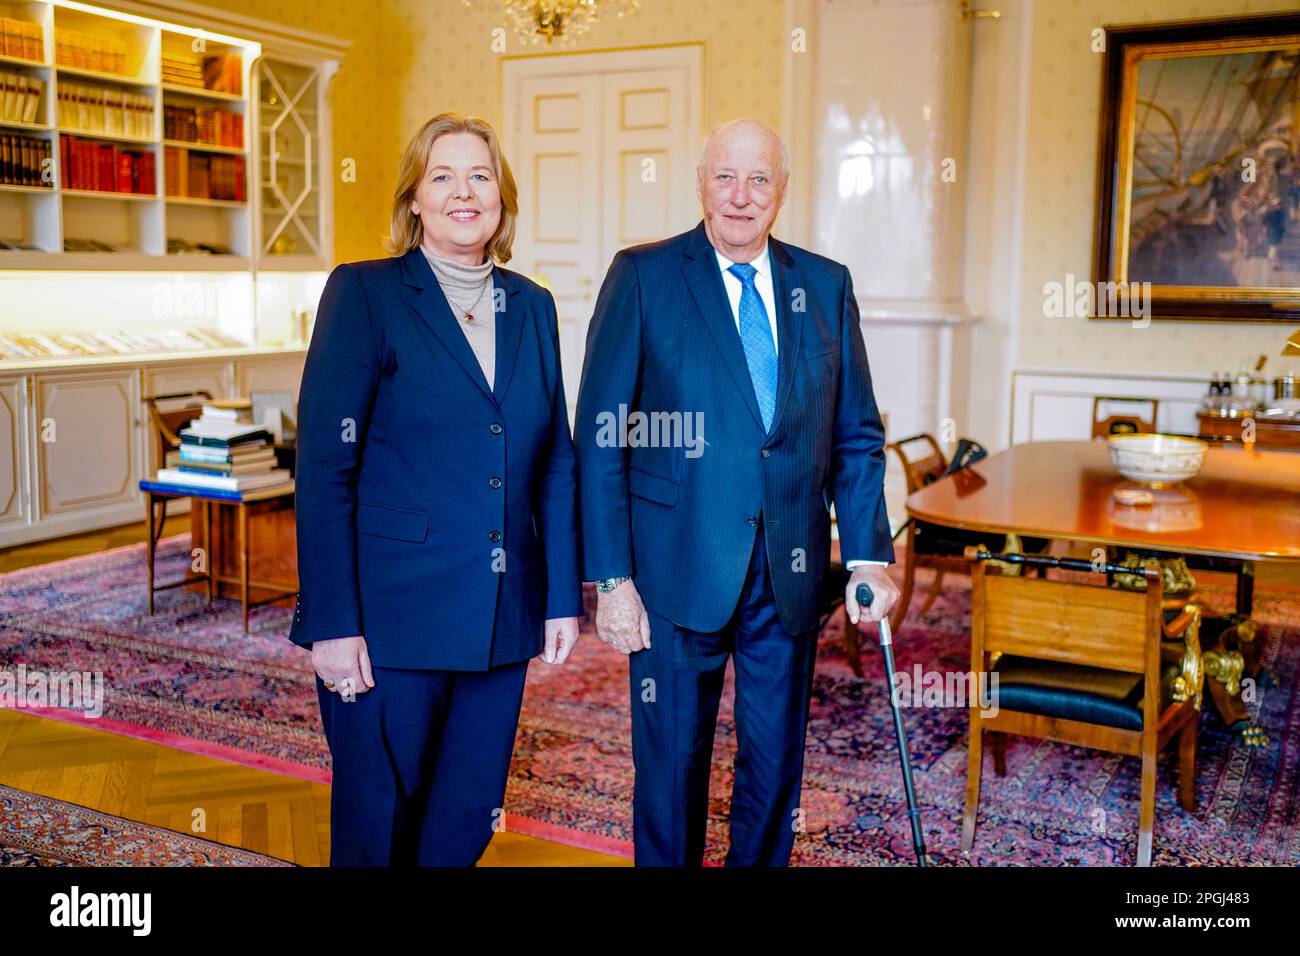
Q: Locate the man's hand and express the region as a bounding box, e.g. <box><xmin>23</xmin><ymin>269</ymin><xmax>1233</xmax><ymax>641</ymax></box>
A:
<box><xmin>542</xmin><ymin>616</ymin><xmax>580</xmax><ymax>664</ymax></box>
<box><xmin>595</xmin><ymin>579</ymin><xmax>651</xmax><ymax>655</ymax></box>
<box><xmin>845</xmin><ymin>565</ymin><xmax>900</xmax><ymax>625</ymax></box>
<box><xmin>312</xmin><ymin>635</ymin><xmax>376</xmax><ymax>698</ymax></box>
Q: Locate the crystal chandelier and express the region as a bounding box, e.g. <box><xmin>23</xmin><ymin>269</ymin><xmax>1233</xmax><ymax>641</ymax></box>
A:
<box><xmin>465</xmin><ymin>0</ymin><xmax>642</xmax><ymax>46</ymax></box>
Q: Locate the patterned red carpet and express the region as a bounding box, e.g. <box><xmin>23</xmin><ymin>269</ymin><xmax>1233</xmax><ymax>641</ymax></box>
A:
<box><xmin>0</xmin><ymin>783</ymin><xmax>291</xmax><ymax>866</ymax></box>
<box><xmin>2</xmin><ymin>535</ymin><xmax>1296</xmax><ymax>865</ymax></box>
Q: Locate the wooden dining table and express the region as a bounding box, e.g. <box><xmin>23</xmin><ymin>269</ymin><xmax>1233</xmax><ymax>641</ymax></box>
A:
<box><xmin>905</xmin><ymin>440</ymin><xmax>1300</xmax><ymax>613</ymax></box>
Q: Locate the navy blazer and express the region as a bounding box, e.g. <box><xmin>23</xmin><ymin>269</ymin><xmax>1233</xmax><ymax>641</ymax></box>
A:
<box><xmin>287</xmin><ymin>248</ymin><xmax>582</xmax><ymax>670</ymax></box>
<box><xmin>574</xmin><ymin>221</ymin><xmax>892</xmax><ymax>636</ymax></box>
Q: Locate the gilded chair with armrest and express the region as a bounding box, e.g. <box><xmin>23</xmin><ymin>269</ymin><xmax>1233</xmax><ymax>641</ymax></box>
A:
<box><xmin>1111</xmin><ymin>553</ymin><xmax>1269</xmax><ymax>748</ymax></box>
<box><xmin>962</xmin><ymin>547</ymin><xmax>1204</xmax><ymax>867</ymax></box>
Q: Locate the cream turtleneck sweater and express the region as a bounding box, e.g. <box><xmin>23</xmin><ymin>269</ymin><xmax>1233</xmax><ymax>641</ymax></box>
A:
<box><xmin>420</xmin><ymin>244</ymin><xmax>496</xmax><ymax>389</ymax></box>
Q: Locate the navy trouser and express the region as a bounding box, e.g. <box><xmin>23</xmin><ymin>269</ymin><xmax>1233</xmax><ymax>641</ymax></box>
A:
<box><xmin>628</xmin><ymin>528</ymin><xmax>819</xmax><ymax>866</ymax></box>
<box><xmin>316</xmin><ymin>659</ymin><xmax>529</xmax><ymax>866</ymax></box>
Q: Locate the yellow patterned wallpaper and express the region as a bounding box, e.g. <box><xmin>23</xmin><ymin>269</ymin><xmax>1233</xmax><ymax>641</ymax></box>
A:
<box><xmin>1018</xmin><ymin>0</ymin><xmax>1300</xmax><ymax>375</ymax></box>
<box><xmin>218</xmin><ymin>0</ymin><xmax>787</xmax><ymax>265</ymax></box>
<box><xmin>219</xmin><ymin>0</ymin><xmax>1298</xmax><ymax>380</ymax></box>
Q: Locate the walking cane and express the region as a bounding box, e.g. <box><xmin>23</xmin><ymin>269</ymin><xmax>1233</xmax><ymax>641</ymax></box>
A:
<box><xmin>856</xmin><ymin>583</ymin><xmax>929</xmax><ymax>866</ymax></box>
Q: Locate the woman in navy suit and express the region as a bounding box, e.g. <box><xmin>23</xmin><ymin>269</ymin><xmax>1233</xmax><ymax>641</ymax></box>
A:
<box><xmin>288</xmin><ymin>112</ymin><xmax>582</xmax><ymax>866</ymax></box>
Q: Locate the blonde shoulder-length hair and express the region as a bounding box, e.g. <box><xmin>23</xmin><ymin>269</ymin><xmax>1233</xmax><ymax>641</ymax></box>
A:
<box><xmin>386</xmin><ymin>112</ymin><xmax>519</xmax><ymax>263</ymax></box>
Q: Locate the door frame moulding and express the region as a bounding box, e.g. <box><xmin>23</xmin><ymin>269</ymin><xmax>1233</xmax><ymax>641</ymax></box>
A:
<box><xmin>502</xmin><ymin>42</ymin><xmax>706</xmax><ymax>155</ymax></box>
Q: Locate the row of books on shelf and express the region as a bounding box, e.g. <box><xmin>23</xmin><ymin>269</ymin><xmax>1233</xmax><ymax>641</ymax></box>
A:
<box><xmin>162</xmin><ymin>53</ymin><xmax>242</xmax><ymax>95</ymax></box>
<box><xmin>0</xmin><ymin>72</ymin><xmax>42</xmax><ymax>124</ymax></box>
<box><xmin>0</xmin><ymin>133</ymin><xmax>51</xmax><ymax>188</ymax></box>
<box><xmin>60</xmin><ymin>134</ymin><xmax>154</xmax><ymax>194</ymax></box>
<box><xmin>164</xmin><ymin>105</ymin><xmax>243</xmax><ymax>148</ymax></box>
<box><xmin>0</xmin><ymin>328</ymin><xmax>246</xmax><ymax>361</ymax></box>
<box><xmin>1</xmin><ymin>18</ymin><xmax>43</xmax><ymax>62</ymax></box>
<box><xmin>164</xmin><ymin>147</ymin><xmax>245</xmax><ymax>202</ymax></box>
<box><xmin>57</xmin><ymin>82</ymin><xmax>154</xmax><ymax>138</ymax></box>
<box><xmin>55</xmin><ymin>28</ymin><xmax>127</xmax><ymax>75</ymax></box>
<box><xmin>152</xmin><ymin>412</ymin><xmax>291</xmax><ymax>497</ymax></box>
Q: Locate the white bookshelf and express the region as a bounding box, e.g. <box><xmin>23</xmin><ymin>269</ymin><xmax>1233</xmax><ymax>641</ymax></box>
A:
<box><xmin>0</xmin><ymin>1</ymin><xmax>345</xmax><ymax>548</ymax></box>
<box><xmin>0</xmin><ymin>0</ymin><xmax>262</xmax><ymax>266</ymax></box>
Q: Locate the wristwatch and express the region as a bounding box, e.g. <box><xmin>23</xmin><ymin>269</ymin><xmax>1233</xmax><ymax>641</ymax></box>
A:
<box><xmin>595</xmin><ymin>576</ymin><xmax>631</xmax><ymax>593</ymax></box>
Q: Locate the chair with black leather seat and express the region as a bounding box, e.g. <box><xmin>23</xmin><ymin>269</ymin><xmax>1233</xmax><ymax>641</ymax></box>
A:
<box><xmin>962</xmin><ymin>547</ymin><xmax>1204</xmax><ymax>867</ymax></box>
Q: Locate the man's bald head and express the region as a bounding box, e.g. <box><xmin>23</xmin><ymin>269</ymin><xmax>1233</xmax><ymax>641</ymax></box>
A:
<box><xmin>699</xmin><ymin>118</ymin><xmax>789</xmax><ymax>182</ymax></box>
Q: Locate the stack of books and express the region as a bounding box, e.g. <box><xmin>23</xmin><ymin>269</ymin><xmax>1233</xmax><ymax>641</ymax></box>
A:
<box><xmin>54</xmin><ymin>29</ymin><xmax>127</xmax><ymax>74</ymax></box>
<box><xmin>57</xmin><ymin>82</ymin><xmax>154</xmax><ymax>138</ymax></box>
<box><xmin>147</xmin><ymin>404</ymin><xmax>291</xmax><ymax>500</ymax></box>
<box><xmin>1</xmin><ymin>133</ymin><xmax>52</xmax><ymax>188</ymax></box>
<box><xmin>164</xmin><ymin>104</ymin><xmax>243</xmax><ymax>148</ymax></box>
<box><xmin>1</xmin><ymin>71</ymin><xmax>43</xmax><ymax>124</ymax></box>
<box><xmin>161</xmin><ymin>52</ymin><xmax>204</xmax><ymax>88</ymax></box>
<box><xmin>59</xmin><ymin>134</ymin><xmax>154</xmax><ymax>194</ymax></box>
<box><xmin>202</xmin><ymin>55</ymin><xmax>242</xmax><ymax>95</ymax></box>
<box><xmin>164</xmin><ymin>148</ymin><xmax>245</xmax><ymax>201</ymax></box>
<box><xmin>1</xmin><ymin>18</ymin><xmax>43</xmax><ymax>62</ymax></box>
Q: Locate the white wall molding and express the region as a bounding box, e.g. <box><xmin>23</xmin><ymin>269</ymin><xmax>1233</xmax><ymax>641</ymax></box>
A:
<box><xmin>1010</xmin><ymin>367</ymin><xmax>1209</xmax><ymax>445</ymax></box>
<box><xmin>857</xmin><ymin>298</ymin><xmax>978</xmax><ymax>326</ymax></box>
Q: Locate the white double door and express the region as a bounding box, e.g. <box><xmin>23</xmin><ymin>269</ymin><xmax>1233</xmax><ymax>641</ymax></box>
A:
<box><xmin>506</xmin><ymin>46</ymin><xmax>703</xmax><ymax>418</ymax></box>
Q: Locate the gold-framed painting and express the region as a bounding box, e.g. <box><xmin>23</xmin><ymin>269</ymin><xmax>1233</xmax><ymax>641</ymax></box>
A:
<box><xmin>1092</xmin><ymin>12</ymin><xmax>1300</xmax><ymax>322</ymax></box>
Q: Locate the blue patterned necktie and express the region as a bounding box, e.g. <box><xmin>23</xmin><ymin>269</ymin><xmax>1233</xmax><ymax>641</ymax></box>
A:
<box><xmin>728</xmin><ymin>261</ymin><xmax>777</xmax><ymax>431</ymax></box>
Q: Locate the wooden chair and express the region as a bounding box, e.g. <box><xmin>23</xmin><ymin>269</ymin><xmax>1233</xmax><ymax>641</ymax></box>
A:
<box><xmin>962</xmin><ymin>547</ymin><xmax>1204</xmax><ymax>866</ymax></box>
<box><xmin>888</xmin><ymin>435</ymin><xmax>962</xmax><ymax>633</ymax></box>
<box><xmin>1092</xmin><ymin>396</ymin><xmax>1159</xmax><ymax>439</ymax></box>
<box><xmin>141</xmin><ymin>390</ymin><xmax>212</xmax><ymax>554</ymax></box>
<box><xmin>821</xmin><ymin>434</ymin><xmax>1046</xmax><ymax>677</ymax></box>
<box><xmin>885</xmin><ymin>434</ymin><xmax>1050</xmax><ymax>635</ymax></box>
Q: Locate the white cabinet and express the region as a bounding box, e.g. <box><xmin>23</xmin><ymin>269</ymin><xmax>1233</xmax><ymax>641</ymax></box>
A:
<box><xmin>0</xmin><ymin>349</ymin><xmax>302</xmax><ymax>546</ymax></box>
<box><xmin>0</xmin><ymin>378</ymin><xmax>28</xmax><ymax>527</ymax></box>
<box><xmin>35</xmin><ymin>369</ymin><xmax>140</xmax><ymax>517</ymax></box>
<box><xmin>235</xmin><ymin>354</ymin><xmax>303</xmax><ymax>400</ymax></box>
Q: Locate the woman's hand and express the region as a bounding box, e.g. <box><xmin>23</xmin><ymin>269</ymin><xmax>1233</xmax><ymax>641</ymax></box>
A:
<box><xmin>312</xmin><ymin>635</ymin><xmax>376</xmax><ymax>697</ymax></box>
<box><xmin>542</xmin><ymin>617</ymin><xmax>580</xmax><ymax>664</ymax></box>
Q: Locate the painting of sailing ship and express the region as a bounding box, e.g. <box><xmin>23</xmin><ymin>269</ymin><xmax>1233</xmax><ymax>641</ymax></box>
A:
<box><xmin>1093</xmin><ymin>14</ymin><xmax>1300</xmax><ymax>322</ymax></box>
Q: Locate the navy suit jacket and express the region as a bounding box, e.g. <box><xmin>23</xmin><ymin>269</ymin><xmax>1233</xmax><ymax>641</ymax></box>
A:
<box><xmin>574</xmin><ymin>221</ymin><xmax>892</xmax><ymax>636</ymax></box>
<box><xmin>287</xmin><ymin>248</ymin><xmax>582</xmax><ymax>670</ymax></box>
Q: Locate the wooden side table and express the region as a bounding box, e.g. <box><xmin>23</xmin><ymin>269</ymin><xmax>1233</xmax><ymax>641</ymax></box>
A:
<box><xmin>142</xmin><ymin>482</ymin><xmax>297</xmax><ymax>633</ymax></box>
<box><xmin>1197</xmin><ymin>411</ymin><xmax>1300</xmax><ymax>451</ymax></box>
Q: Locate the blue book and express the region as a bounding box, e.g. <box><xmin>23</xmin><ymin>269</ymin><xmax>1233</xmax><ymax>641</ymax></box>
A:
<box><xmin>139</xmin><ymin>479</ymin><xmax>246</xmax><ymax>501</ymax></box>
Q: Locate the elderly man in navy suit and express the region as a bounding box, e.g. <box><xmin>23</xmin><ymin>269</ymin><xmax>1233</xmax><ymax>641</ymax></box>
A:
<box><xmin>575</xmin><ymin>118</ymin><xmax>900</xmax><ymax>866</ymax></box>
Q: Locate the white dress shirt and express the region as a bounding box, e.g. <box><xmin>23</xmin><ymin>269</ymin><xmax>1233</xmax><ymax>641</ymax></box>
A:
<box><xmin>711</xmin><ymin>240</ymin><xmax>885</xmax><ymax>571</ymax></box>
